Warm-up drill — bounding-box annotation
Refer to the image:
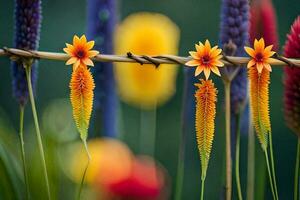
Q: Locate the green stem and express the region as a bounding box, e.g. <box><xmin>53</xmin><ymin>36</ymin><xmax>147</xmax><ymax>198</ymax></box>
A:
<box><xmin>19</xmin><ymin>106</ymin><xmax>30</xmax><ymax>200</ymax></box>
<box><xmin>294</xmin><ymin>139</ymin><xmax>300</xmax><ymax>200</ymax></box>
<box><xmin>139</xmin><ymin>108</ymin><xmax>157</xmax><ymax>157</ymax></box>
<box><xmin>264</xmin><ymin>150</ymin><xmax>276</xmax><ymax>200</ymax></box>
<box><xmin>269</xmin><ymin>132</ymin><xmax>279</xmax><ymax>199</ymax></box>
<box><xmin>201</xmin><ymin>178</ymin><xmax>205</xmax><ymax>200</ymax></box>
<box><xmin>246</xmin><ymin>109</ymin><xmax>255</xmax><ymax>200</ymax></box>
<box><xmin>25</xmin><ymin>64</ymin><xmax>51</xmax><ymax>200</ymax></box>
<box><xmin>224</xmin><ymin>81</ymin><xmax>232</xmax><ymax>200</ymax></box>
<box><xmin>76</xmin><ymin>140</ymin><xmax>91</xmax><ymax>200</ymax></box>
<box><xmin>175</xmin><ymin>76</ymin><xmax>190</xmax><ymax>200</ymax></box>
<box><xmin>235</xmin><ymin>114</ymin><xmax>243</xmax><ymax>200</ymax></box>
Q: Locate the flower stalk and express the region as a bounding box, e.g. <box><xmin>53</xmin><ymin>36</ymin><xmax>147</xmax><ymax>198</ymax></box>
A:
<box><xmin>24</xmin><ymin>61</ymin><xmax>51</xmax><ymax>200</ymax></box>
<box><xmin>18</xmin><ymin>105</ymin><xmax>30</xmax><ymax>199</ymax></box>
<box><xmin>235</xmin><ymin>113</ymin><xmax>243</xmax><ymax>200</ymax></box>
<box><xmin>224</xmin><ymin>80</ymin><xmax>232</xmax><ymax>200</ymax></box>
<box><xmin>139</xmin><ymin>108</ymin><xmax>157</xmax><ymax>157</ymax></box>
<box><xmin>175</xmin><ymin>68</ymin><xmax>195</xmax><ymax>200</ymax></box>
<box><xmin>294</xmin><ymin>139</ymin><xmax>300</xmax><ymax>200</ymax></box>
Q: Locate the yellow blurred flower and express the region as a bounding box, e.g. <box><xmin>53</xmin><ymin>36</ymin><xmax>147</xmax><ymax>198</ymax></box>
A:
<box><xmin>114</xmin><ymin>12</ymin><xmax>180</xmax><ymax>109</ymax></box>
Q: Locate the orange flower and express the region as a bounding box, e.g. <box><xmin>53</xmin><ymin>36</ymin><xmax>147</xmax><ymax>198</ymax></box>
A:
<box><xmin>64</xmin><ymin>35</ymin><xmax>99</xmax><ymax>70</ymax></box>
<box><xmin>244</xmin><ymin>38</ymin><xmax>276</xmax><ymax>73</ymax></box>
<box><xmin>70</xmin><ymin>64</ymin><xmax>95</xmax><ymax>140</ymax></box>
<box><xmin>195</xmin><ymin>79</ymin><xmax>218</xmax><ymax>179</ymax></box>
<box><xmin>186</xmin><ymin>40</ymin><xmax>224</xmax><ymax>79</ymax></box>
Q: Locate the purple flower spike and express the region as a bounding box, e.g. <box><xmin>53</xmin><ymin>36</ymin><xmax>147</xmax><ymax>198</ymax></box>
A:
<box><xmin>86</xmin><ymin>0</ymin><xmax>118</xmax><ymax>137</ymax></box>
<box><xmin>219</xmin><ymin>0</ymin><xmax>250</xmax><ymax>110</ymax></box>
<box><xmin>11</xmin><ymin>0</ymin><xmax>42</xmax><ymax>106</ymax></box>
<box><xmin>219</xmin><ymin>0</ymin><xmax>250</xmax><ymax>155</ymax></box>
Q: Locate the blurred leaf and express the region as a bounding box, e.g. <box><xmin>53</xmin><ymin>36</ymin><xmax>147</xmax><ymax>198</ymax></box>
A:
<box><xmin>0</xmin><ymin>141</ymin><xmax>23</xmax><ymax>200</ymax></box>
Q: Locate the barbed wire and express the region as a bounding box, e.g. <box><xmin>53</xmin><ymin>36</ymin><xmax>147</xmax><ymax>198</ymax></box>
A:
<box><xmin>1</xmin><ymin>47</ymin><xmax>300</xmax><ymax>67</ymax></box>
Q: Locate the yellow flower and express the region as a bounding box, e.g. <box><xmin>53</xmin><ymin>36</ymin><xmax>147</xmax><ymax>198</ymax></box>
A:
<box><xmin>186</xmin><ymin>40</ymin><xmax>224</xmax><ymax>80</ymax></box>
<box><xmin>244</xmin><ymin>38</ymin><xmax>276</xmax><ymax>73</ymax></box>
<box><xmin>114</xmin><ymin>12</ymin><xmax>180</xmax><ymax>109</ymax></box>
<box><xmin>64</xmin><ymin>35</ymin><xmax>99</xmax><ymax>70</ymax></box>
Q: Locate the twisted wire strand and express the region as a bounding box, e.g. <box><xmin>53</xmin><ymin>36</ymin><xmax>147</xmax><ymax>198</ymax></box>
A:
<box><xmin>1</xmin><ymin>47</ymin><xmax>300</xmax><ymax>67</ymax></box>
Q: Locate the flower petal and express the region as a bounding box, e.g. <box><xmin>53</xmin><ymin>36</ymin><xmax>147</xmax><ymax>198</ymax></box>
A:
<box><xmin>266</xmin><ymin>58</ymin><xmax>277</xmax><ymax>64</ymax></box>
<box><xmin>189</xmin><ymin>51</ymin><xmax>200</xmax><ymax>59</ymax></box>
<box><xmin>264</xmin><ymin>45</ymin><xmax>273</xmax><ymax>53</ymax></box>
<box><xmin>86</xmin><ymin>41</ymin><xmax>95</xmax><ymax>50</ymax></box>
<box><xmin>66</xmin><ymin>57</ymin><xmax>78</xmax><ymax>65</ymax></box>
<box><xmin>264</xmin><ymin>50</ymin><xmax>276</xmax><ymax>58</ymax></box>
<box><xmin>186</xmin><ymin>60</ymin><xmax>200</xmax><ymax>66</ymax></box>
<box><xmin>210</xmin><ymin>48</ymin><xmax>222</xmax><ymax>58</ymax></box>
<box><xmin>82</xmin><ymin>58</ymin><xmax>94</xmax><ymax>66</ymax></box>
<box><xmin>257</xmin><ymin>63</ymin><xmax>264</xmax><ymax>73</ymax></box>
<box><xmin>80</xmin><ymin>35</ymin><xmax>87</xmax><ymax>44</ymax></box>
<box><xmin>256</xmin><ymin>38</ymin><xmax>265</xmax><ymax>52</ymax></box>
<box><xmin>263</xmin><ymin>63</ymin><xmax>272</xmax><ymax>72</ymax></box>
<box><xmin>204</xmin><ymin>40</ymin><xmax>211</xmax><ymax>50</ymax></box>
<box><xmin>195</xmin><ymin>66</ymin><xmax>204</xmax><ymax>76</ymax></box>
<box><xmin>203</xmin><ymin>68</ymin><xmax>211</xmax><ymax>80</ymax></box>
<box><xmin>214</xmin><ymin>60</ymin><xmax>224</xmax><ymax>67</ymax></box>
<box><xmin>247</xmin><ymin>59</ymin><xmax>256</xmax><ymax>68</ymax></box>
<box><xmin>88</xmin><ymin>50</ymin><xmax>99</xmax><ymax>57</ymax></box>
<box><xmin>211</xmin><ymin>66</ymin><xmax>221</xmax><ymax>76</ymax></box>
<box><xmin>73</xmin><ymin>60</ymin><xmax>81</xmax><ymax>70</ymax></box>
<box><xmin>244</xmin><ymin>47</ymin><xmax>256</xmax><ymax>57</ymax></box>
<box><xmin>73</xmin><ymin>35</ymin><xmax>80</xmax><ymax>46</ymax></box>
<box><xmin>196</xmin><ymin>43</ymin><xmax>205</xmax><ymax>55</ymax></box>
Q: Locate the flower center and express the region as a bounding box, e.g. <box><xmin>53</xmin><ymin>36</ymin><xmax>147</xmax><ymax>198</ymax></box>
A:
<box><xmin>76</xmin><ymin>49</ymin><xmax>86</xmax><ymax>59</ymax></box>
<box><xmin>202</xmin><ymin>55</ymin><xmax>211</xmax><ymax>65</ymax></box>
<box><xmin>255</xmin><ymin>52</ymin><xmax>264</xmax><ymax>62</ymax></box>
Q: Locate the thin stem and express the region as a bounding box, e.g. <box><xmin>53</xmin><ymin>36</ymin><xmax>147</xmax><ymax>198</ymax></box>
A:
<box><xmin>175</xmin><ymin>139</ymin><xmax>185</xmax><ymax>200</ymax></box>
<box><xmin>294</xmin><ymin>139</ymin><xmax>300</xmax><ymax>200</ymax></box>
<box><xmin>246</xmin><ymin>107</ymin><xmax>255</xmax><ymax>200</ymax></box>
<box><xmin>139</xmin><ymin>108</ymin><xmax>157</xmax><ymax>157</ymax></box>
<box><xmin>19</xmin><ymin>106</ymin><xmax>30</xmax><ymax>200</ymax></box>
<box><xmin>235</xmin><ymin>114</ymin><xmax>243</xmax><ymax>200</ymax></box>
<box><xmin>224</xmin><ymin>81</ymin><xmax>232</xmax><ymax>200</ymax></box>
<box><xmin>76</xmin><ymin>140</ymin><xmax>91</xmax><ymax>200</ymax></box>
<box><xmin>25</xmin><ymin>64</ymin><xmax>51</xmax><ymax>200</ymax></box>
<box><xmin>175</xmin><ymin>69</ymin><xmax>191</xmax><ymax>200</ymax></box>
<box><xmin>269</xmin><ymin>132</ymin><xmax>279</xmax><ymax>199</ymax></box>
<box><xmin>201</xmin><ymin>178</ymin><xmax>205</xmax><ymax>200</ymax></box>
<box><xmin>264</xmin><ymin>150</ymin><xmax>276</xmax><ymax>200</ymax></box>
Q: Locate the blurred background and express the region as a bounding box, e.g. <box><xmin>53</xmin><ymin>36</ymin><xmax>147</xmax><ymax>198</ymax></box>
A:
<box><xmin>0</xmin><ymin>0</ymin><xmax>299</xmax><ymax>199</ymax></box>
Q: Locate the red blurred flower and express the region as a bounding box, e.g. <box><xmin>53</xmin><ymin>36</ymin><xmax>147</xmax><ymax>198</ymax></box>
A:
<box><xmin>283</xmin><ymin>16</ymin><xmax>300</xmax><ymax>137</ymax></box>
<box><xmin>250</xmin><ymin>0</ymin><xmax>279</xmax><ymax>50</ymax></box>
<box><xmin>97</xmin><ymin>156</ymin><xmax>168</xmax><ymax>200</ymax></box>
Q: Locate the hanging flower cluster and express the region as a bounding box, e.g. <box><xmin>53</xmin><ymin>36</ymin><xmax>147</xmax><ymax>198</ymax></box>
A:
<box><xmin>186</xmin><ymin>40</ymin><xmax>222</xmax><ymax>198</ymax></box>
<box><xmin>64</xmin><ymin>35</ymin><xmax>98</xmax><ymax>144</ymax></box>
<box><xmin>194</xmin><ymin>79</ymin><xmax>218</xmax><ymax>181</ymax></box>
<box><xmin>244</xmin><ymin>38</ymin><xmax>275</xmax><ymax>150</ymax></box>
